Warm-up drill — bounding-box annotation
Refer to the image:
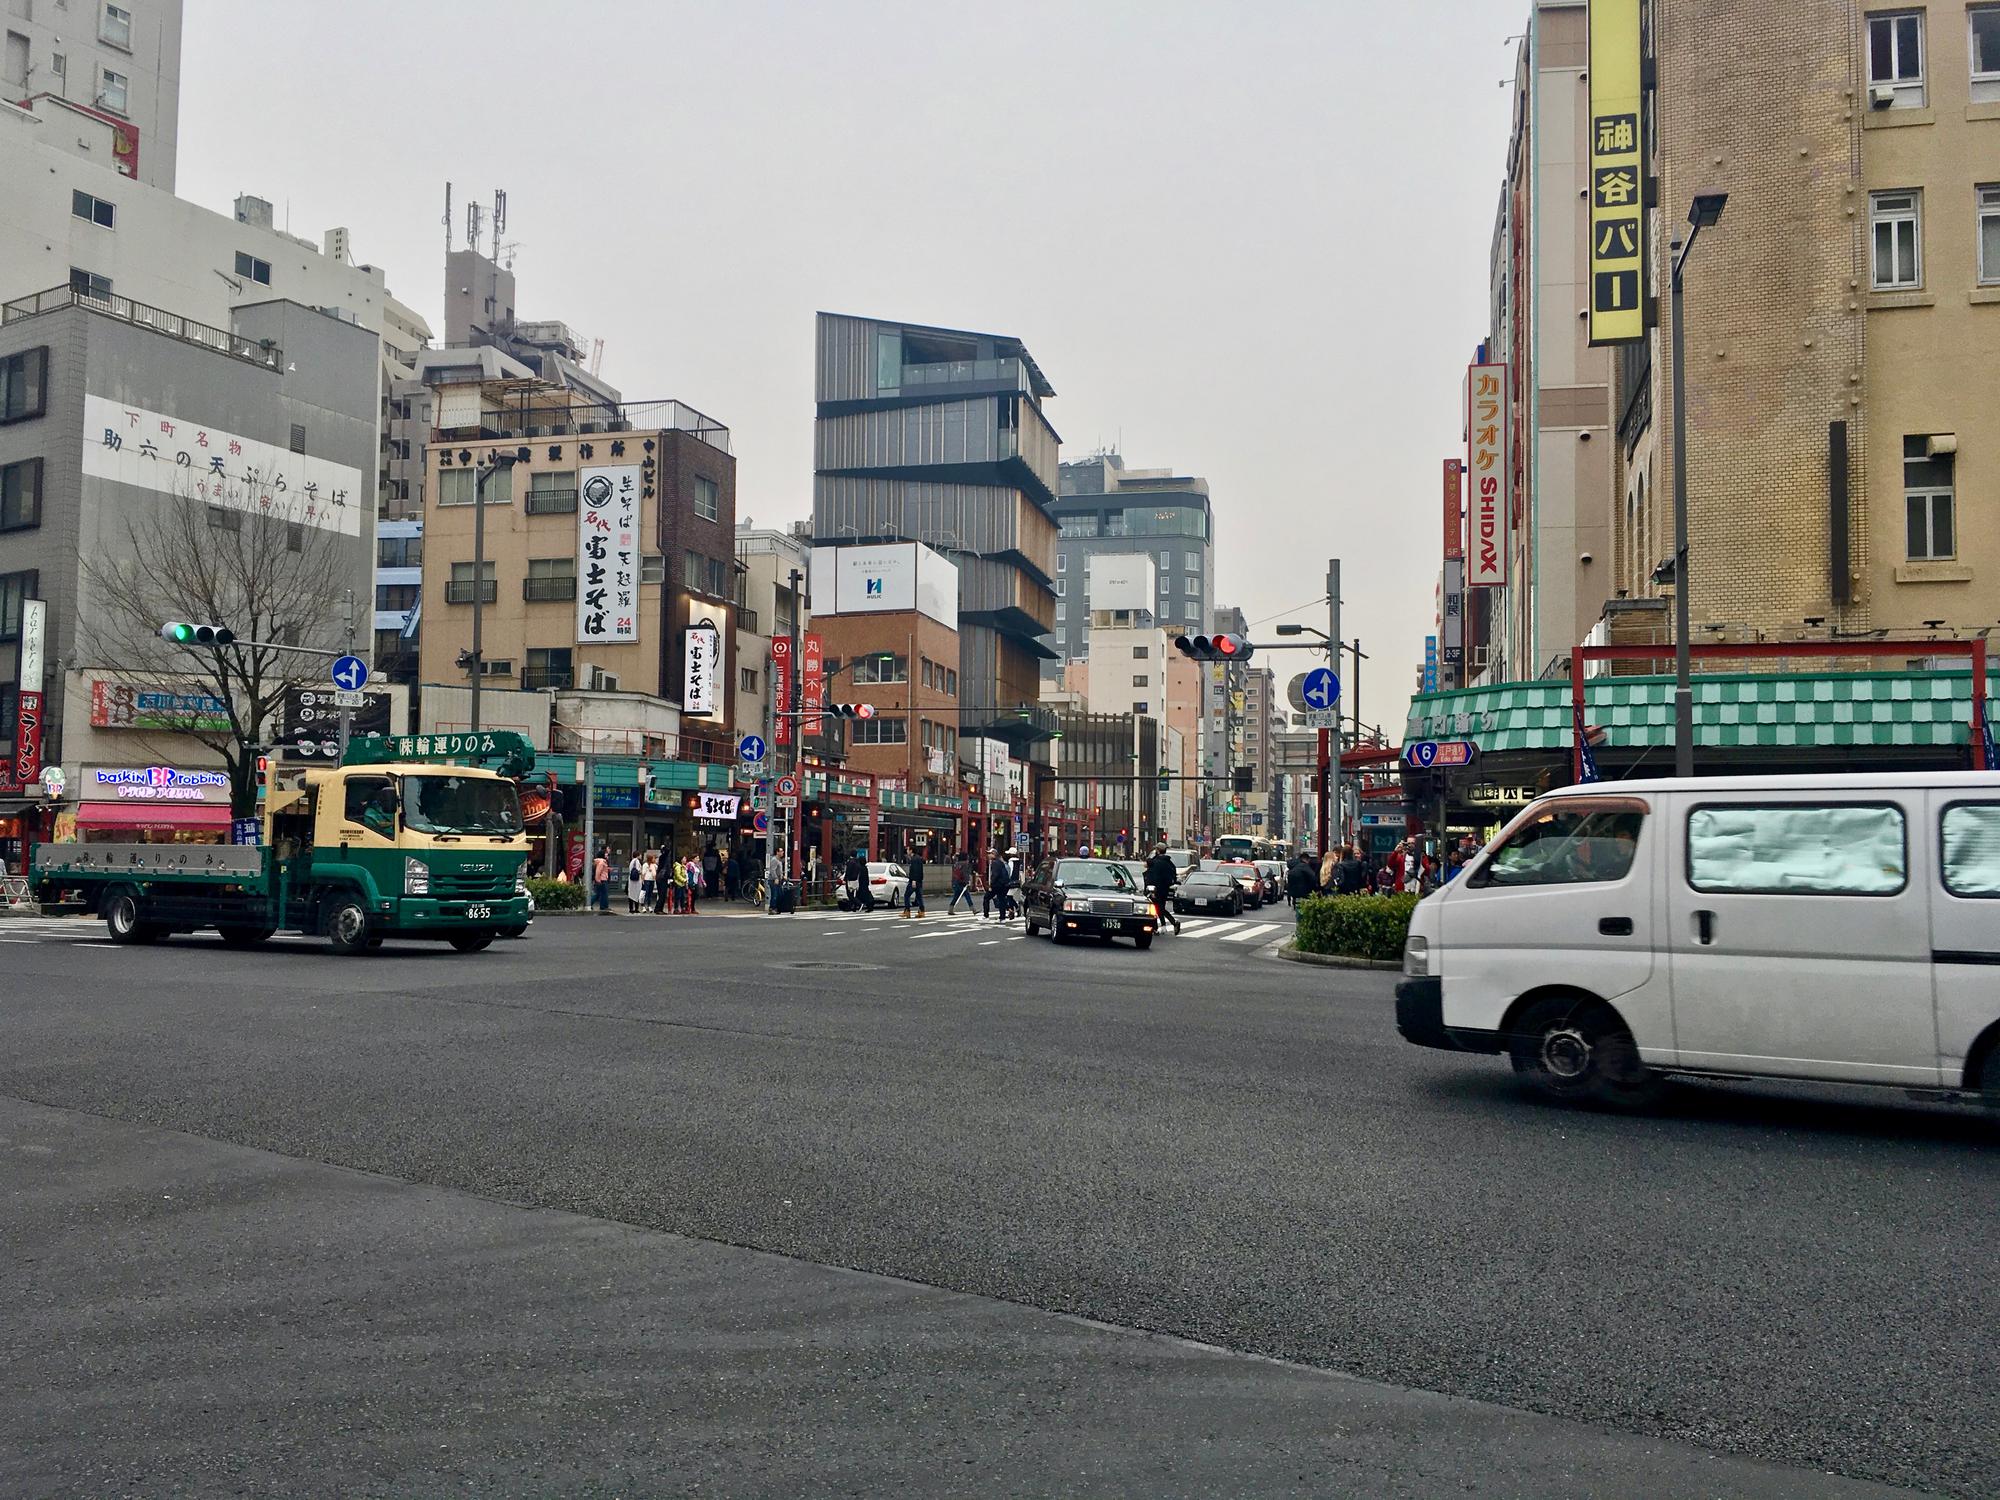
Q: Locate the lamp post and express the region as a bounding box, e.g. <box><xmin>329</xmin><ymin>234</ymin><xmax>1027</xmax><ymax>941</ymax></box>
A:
<box><xmin>467</xmin><ymin>451</ymin><xmax>519</xmax><ymax>733</ymax></box>
<box><xmin>1669</xmin><ymin>193</ymin><xmax>1727</xmax><ymax>778</ymax></box>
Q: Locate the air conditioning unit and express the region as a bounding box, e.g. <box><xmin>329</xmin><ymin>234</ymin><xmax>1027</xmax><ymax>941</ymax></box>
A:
<box><xmin>1472</xmin><ymin>646</ymin><xmax>1493</xmax><ymax>669</ymax></box>
<box><xmin>588</xmin><ymin>667</ymin><xmax>620</xmax><ymax>692</ymax></box>
<box><xmin>1869</xmin><ymin>83</ymin><xmax>1897</xmax><ymax>108</ymax></box>
<box><xmin>578</xmin><ymin>421</ymin><xmax>602</xmax><ymax>434</ymax></box>
<box><xmin>607</xmin><ymin>419</ymin><xmax>632</xmax><ymax>432</ymax></box>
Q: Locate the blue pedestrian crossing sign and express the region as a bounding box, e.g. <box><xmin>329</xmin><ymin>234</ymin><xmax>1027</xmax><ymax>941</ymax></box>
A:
<box><xmin>738</xmin><ymin>734</ymin><xmax>767</xmax><ymax>763</ymax></box>
<box><xmin>1301</xmin><ymin>666</ymin><xmax>1340</xmax><ymax>710</ymax></box>
<box><xmin>331</xmin><ymin>655</ymin><xmax>369</xmax><ymax>692</ymax></box>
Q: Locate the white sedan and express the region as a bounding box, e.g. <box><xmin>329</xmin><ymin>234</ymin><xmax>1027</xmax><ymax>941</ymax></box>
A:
<box><xmin>845</xmin><ymin>861</ymin><xmax>910</xmax><ymax>908</ymax></box>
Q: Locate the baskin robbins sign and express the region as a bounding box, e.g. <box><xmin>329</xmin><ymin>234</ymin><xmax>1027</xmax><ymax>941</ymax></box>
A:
<box><xmin>88</xmin><ymin>766</ymin><xmax>231</xmax><ymax>803</ymax></box>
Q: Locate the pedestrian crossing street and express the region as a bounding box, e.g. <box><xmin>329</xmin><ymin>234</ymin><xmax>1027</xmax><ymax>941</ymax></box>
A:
<box><xmin>720</xmin><ymin>907</ymin><xmax>1293</xmax><ymax>952</ymax></box>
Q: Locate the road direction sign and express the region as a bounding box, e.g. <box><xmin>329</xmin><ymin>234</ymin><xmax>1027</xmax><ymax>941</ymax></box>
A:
<box><xmin>331</xmin><ymin>655</ymin><xmax>369</xmax><ymax>692</ymax></box>
<box><xmin>1297</xmin><ymin>710</ymin><xmax>1342</xmax><ymax>729</ymax></box>
<box><xmin>738</xmin><ymin>734</ymin><xmax>766</xmax><ymax>763</ymax></box>
<box><xmin>1300</xmin><ymin>666</ymin><xmax>1340</xmax><ymax>711</ymax></box>
<box><xmin>1403</xmin><ymin>739</ymin><xmax>1478</xmax><ymax>769</ymax></box>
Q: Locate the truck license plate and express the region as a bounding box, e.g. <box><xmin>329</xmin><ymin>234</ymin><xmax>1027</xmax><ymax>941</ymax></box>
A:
<box><xmin>465</xmin><ymin>905</ymin><xmax>491</xmax><ymax>920</ymax></box>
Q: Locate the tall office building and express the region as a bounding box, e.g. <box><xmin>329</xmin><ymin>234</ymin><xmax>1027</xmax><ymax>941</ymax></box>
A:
<box><xmin>813</xmin><ymin>312</ymin><xmax>1061</xmax><ymax>783</ymax></box>
<box><xmin>3</xmin><ymin>0</ymin><xmax>183</xmax><ymax>191</ymax></box>
<box><xmin>1048</xmin><ymin>453</ymin><xmax>1213</xmax><ymax>669</ymax></box>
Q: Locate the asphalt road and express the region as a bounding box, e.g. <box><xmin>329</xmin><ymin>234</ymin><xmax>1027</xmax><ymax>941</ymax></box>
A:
<box><xmin>2</xmin><ymin>904</ymin><xmax>1992</xmax><ymax>1497</ymax></box>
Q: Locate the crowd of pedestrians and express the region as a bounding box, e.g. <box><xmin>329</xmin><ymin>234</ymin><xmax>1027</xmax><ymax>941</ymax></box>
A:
<box><xmin>580</xmin><ymin>840</ymin><xmax>765</xmax><ymax>914</ymax></box>
<box><xmin>1285</xmin><ymin>833</ymin><xmax>1482</xmax><ymax>903</ymax></box>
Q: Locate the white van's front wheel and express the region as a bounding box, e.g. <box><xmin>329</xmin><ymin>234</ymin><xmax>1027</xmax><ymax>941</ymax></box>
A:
<box><xmin>1509</xmin><ymin>995</ymin><xmax>1664</xmax><ymax>1110</ymax></box>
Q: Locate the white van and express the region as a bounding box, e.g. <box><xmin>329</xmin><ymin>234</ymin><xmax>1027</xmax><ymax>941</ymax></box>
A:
<box><xmin>1396</xmin><ymin>773</ymin><xmax>2000</xmax><ymax>1107</ymax></box>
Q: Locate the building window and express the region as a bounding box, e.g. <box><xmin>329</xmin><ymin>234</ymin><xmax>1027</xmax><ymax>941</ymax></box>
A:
<box><xmin>1904</xmin><ymin>435</ymin><xmax>1955</xmax><ymax>560</ymax></box>
<box><xmin>740</xmin><ymin>666</ymin><xmax>758</xmax><ymax>694</ymax></box>
<box><xmin>1055</xmin><ymin>579</ymin><xmax>1065</xmax><ymax>598</ymax></box>
<box><xmin>1185</xmin><ymin>576</ymin><xmax>1200</xmax><ymax>596</ymax></box>
<box><xmin>1059</xmin><ymin>516</ymin><xmax>1098</xmax><ymax>538</ymax></box>
<box><xmin>285</xmin><ymin>520</ymin><xmax>305</xmax><ymax>552</ymax></box>
<box><xmin>69</xmin><ymin>267</ymin><xmax>112</xmax><ymax>300</ymax></box>
<box><xmin>479</xmin><ymin>658</ymin><xmax>513</xmax><ymax>678</ymax></box>
<box><xmin>693</xmin><ymin>473</ymin><xmax>720</xmax><ymax>522</ymax></box>
<box><xmin>0</xmin><ymin>347</ymin><xmax>47</xmax><ymax>424</ymax></box>
<box><xmin>98</xmin><ymin>65</ymin><xmax>128</xmax><ymax>113</ymax></box>
<box><xmin>71</xmin><ymin>189</ymin><xmax>115</xmax><ymax>228</ymax></box>
<box><xmin>524</xmin><ymin>556</ymin><xmax>577</xmax><ymax>601</ymax></box>
<box><xmin>0</xmin><ymin>570</ymin><xmax>35</xmax><ymax>640</ymax></box>
<box><xmin>289</xmin><ymin>422</ymin><xmax>307</xmax><ymax>455</ymax></box>
<box><xmin>1133</xmin><ymin>701</ymin><xmax>1150</xmax><ymax>715</ymax></box>
<box><xmin>708</xmin><ymin>557</ymin><xmax>729</xmax><ymax>598</ymax></box>
<box><xmin>853</xmin><ymin>653</ymin><xmax>908</xmax><ymax>684</ymax></box>
<box><xmin>1975</xmin><ymin>7</ymin><xmax>2000</xmax><ymax>100</ymax></box>
<box><xmin>376</xmin><ymin>583</ymin><xmax>419</xmax><ymax>613</ymax></box>
<box><xmin>526</xmin><ymin>470</ymin><xmax>577</xmax><ymax>514</ymax></box>
<box><xmin>640</xmin><ymin>554</ymin><xmax>665</xmax><ymax>585</ymax></box>
<box><xmin>1055</xmin><ymin>603</ymin><xmax>1066</xmax><ymax>623</ymax></box>
<box><xmin>1870</xmin><ymin>191</ymin><xmax>1921</xmax><ymax>289</ymax></box>
<box><xmin>234</xmin><ymin>251</ymin><xmax>272</xmax><ymax>286</ymax></box>
<box><xmin>1184</xmin><ymin>551</ymin><xmax>1199</xmax><ymax>572</ymax></box>
<box><xmin>207</xmin><ymin>504</ymin><xmax>242</xmax><ymax>533</ymax></box>
<box><xmin>1132</xmin><ymin>645</ymin><xmax>1149</xmax><ymax>659</ymax></box>
<box><xmin>377</xmin><ymin>535</ymin><xmax>423</xmax><ymax>567</ymax></box>
<box><xmin>447</xmin><ymin>560</ymin><xmax>497</xmax><ymax>604</ymax></box>
<box><xmin>1056</xmin><ymin>554</ymin><xmax>1066</xmax><ymax>573</ymax></box>
<box><xmin>945</xmin><ymin>668</ymin><xmax>956</xmax><ymax>697</ymax></box>
<box><xmin>683</xmin><ymin>551</ymin><xmax>704</xmax><ymax>591</ymax></box>
<box><xmin>1980</xmin><ymin>184</ymin><xmax>2000</xmax><ymax>285</ymax></box>
<box><xmin>1133</xmin><ymin>675</ymin><xmax>1150</xmax><ymax>688</ymax></box>
<box><xmin>1867</xmin><ymin>11</ymin><xmax>1925</xmax><ymax>105</ymax></box>
<box><xmin>524</xmin><ymin>647</ymin><xmax>573</xmax><ymax>691</ymax></box>
<box><xmin>100</xmin><ymin>3</ymin><xmax>133</xmax><ymax>48</ymax></box>
<box><xmin>0</xmin><ymin>458</ymin><xmax>42</xmax><ymax>531</ymax></box>
<box><xmin>852</xmin><ymin>714</ymin><xmax>907</xmax><ymax>745</ymax></box>
<box><xmin>436</xmin><ymin>466</ymin><xmax>512</xmax><ymax>506</ymax></box>
<box><xmin>1159</xmin><ymin>550</ymin><xmax>1171</xmax><ymax>575</ymax></box>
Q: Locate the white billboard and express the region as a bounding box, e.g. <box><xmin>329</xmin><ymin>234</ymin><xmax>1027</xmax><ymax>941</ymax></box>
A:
<box><xmin>683</xmin><ymin>624</ymin><xmax>721</xmax><ymax>716</ymax></box>
<box><xmin>577</xmin><ymin>465</ymin><xmax>642</xmax><ymax>645</ymax></box>
<box><xmin>811</xmin><ymin>543</ymin><xmax>958</xmax><ymax>628</ymax></box>
<box><xmin>1089</xmin><ymin>554</ymin><xmax>1156</xmax><ymax>613</ymax></box>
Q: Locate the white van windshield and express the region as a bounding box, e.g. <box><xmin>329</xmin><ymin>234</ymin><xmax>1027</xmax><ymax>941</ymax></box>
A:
<box><xmin>1470</xmin><ymin>799</ymin><xmax>1648</xmax><ymax>888</ymax></box>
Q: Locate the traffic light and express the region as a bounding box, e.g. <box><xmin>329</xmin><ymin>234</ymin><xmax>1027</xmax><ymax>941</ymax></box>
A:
<box><xmin>827</xmin><ymin>703</ymin><xmax>877</xmax><ymax>719</ymax></box>
<box><xmin>640</xmin><ymin>767</ymin><xmax>658</xmax><ymax>803</ymax></box>
<box><xmin>1173</xmin><ymin>632</ymin><xmax>1253</xmax><ymax>664</ymax></box>
<box><xmin>161</xmin><ymin>620</ymin><xmax>235</xmax><ymax>647</ymax></box>
<box><xmin>1233</xmin><ymin>765</ymin><xmax>1254</xmax><ymax>793</ymax></box>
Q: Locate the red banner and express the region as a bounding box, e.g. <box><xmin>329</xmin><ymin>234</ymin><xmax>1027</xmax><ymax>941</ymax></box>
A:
<box><xmin>1443</xmin><ymin>459</ymin><xmax>1464</xmax><ymax>562</ymax></box>
<box><xmin>802</xmin><ymin>633</ymin><xmax>825</xmax><ymax>737</ymax></box>
<box><xmin>14</xmin><ymin>690</ymin><xmax>43</xmax><ymax>786</ymax></box>
<box><xmin>771</xmin><ymin>637</ymin><xmax>795</xmax><ymax>746</ymax></box>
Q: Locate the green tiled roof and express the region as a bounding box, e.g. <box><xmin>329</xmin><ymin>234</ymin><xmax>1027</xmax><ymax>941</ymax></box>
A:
<box><xmin>1405</xmin><ymin>669</ymin><xmax>1998</xmax><ymax>754</ymax></box>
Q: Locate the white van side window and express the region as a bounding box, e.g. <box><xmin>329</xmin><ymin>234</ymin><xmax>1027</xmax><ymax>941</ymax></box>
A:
<box><xmin>1688</xmin><ymin>804</ymin><xmax>1906</xmax><ymax>896</ymax></box>
<box><xmin>1468</xmin><ymin>798</ymin><xmax>1647</xmax><ymax>888</ymax></box>
<box><xmin>1941</xmin><ymin>803</ymin><xmax>2000</xmax><ymax>897</ymax></box>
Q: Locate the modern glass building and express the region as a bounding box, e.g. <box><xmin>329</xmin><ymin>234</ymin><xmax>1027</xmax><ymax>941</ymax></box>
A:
<box><xmin>1047</xmin><ymin>454</ymin><xmax>1213</xmax><ymax>672</ymax></box>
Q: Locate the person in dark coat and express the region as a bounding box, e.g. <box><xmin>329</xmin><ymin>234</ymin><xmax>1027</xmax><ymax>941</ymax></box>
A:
<box><xmin>844</xmin><ymin>849</ymin><xmax>874</xmax><ymax>912</ymax></box>
<box><xmin>1144</xmin><ymin>842</ymin><xmax>1182</xmax><ymax>934</ymax></box>
<box><xmin>1286</xmin><ymin>855</ymin><xmax>1317</xmax><ymax>907</ymax></box>
<box><xmin>903</xmin><ymin>848</ymin><xmax>927</xmax><ymax>918</ymax></box>
<box><xmin>983</xmin><ymin>849</ymin><xmax>1010</xmax><ymax>920</ymax></box>
<box><xmin>1334</xmin><ymin>846</ymin><xmax>1367</xmax><ymax>896</ymax></box>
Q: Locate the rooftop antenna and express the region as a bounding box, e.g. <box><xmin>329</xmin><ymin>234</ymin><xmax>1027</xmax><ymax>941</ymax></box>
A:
<box><xmin>493</xmin><ymin>187</ymin><xmax>507</xmax><ymax>239</ymax></box>
<box><xmin>466</xmin><ymin>200</ymin><xmax>484</xmax><ymax>255</ymax></box>
<box><xmin>443</xmin><ymin>182</ymin><xmax>453</xmax><ymax>254</ymax></box>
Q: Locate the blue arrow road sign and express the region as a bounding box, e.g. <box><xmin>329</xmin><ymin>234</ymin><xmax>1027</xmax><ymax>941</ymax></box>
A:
<box><xmin>1403</xmin><ymin>740</ymin><xmax>1477</xmax><ymax>770</ymax></box>
<box><xmin>1301</xmin><ymin>666</ymin><xmax>1341</xmax><ymax>710</ymax></box>
<box><xmin>738</xmin><ymin>734</ymin><xmax>766</xmax><ymax>762</ymax></box>
<box><xmin>331</xmin><ymin>655</ymin><xmax>369</xmax><ymax>692</ymax></box>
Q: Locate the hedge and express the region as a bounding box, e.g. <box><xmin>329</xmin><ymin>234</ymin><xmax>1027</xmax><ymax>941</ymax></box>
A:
<box><xmin>527</xmin><ymin>876</ymin><xmax>586</xmax><ymax>910</ymax></box>
<box><xmin>1293</xmin><ymin>893</ymin><xmax>1420</xmax><ymax>962</ymax></box>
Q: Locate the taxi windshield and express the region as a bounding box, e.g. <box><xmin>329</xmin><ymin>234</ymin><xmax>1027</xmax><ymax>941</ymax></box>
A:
<box><xmin>400</xmin><ymin>774</ymin><xmax>523</xmax><ymax>837</ymax></box>
<box><xmin>1056</xmin><ymin>859</ymin><xmax>1137</xmax><ymax>891</ymax></box>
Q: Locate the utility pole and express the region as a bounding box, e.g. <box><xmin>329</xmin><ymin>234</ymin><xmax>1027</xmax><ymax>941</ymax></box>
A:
<box><xmin>1326</xmin><ymin>561</ymin><xmax>1342</xmax><ymax>848</ymax></box>
<box><xmin>337</xmin><ymin>587</ymin><xmax>357</xmax><ymax>755</ymax></box>
<box><xmin>581</xmin><ymin>754</ymin><xmax>596</xmax><ymax>902</ymax></box>
<box><xmin>787</xmin><ymin>566</ymin><xmax>804</xmax><ymax>889</ymax></box>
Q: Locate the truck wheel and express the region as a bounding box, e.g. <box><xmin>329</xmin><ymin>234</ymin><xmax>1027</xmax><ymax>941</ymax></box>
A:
<box><xmin>103</xmin><ymin>887</ymin><xmax>161</xmax><ymax>945</ymax></box>
<box><xmin>449</xmin><ymin>932</ymin><xmax>493</xmax><ymax>953</ymax></box>
<box><xmin>1508</xmin><ymin>995</ymin><xmax>1665</xmax><ymax>1110</ymax></box>
<box><xmin>217</xmin><ymin>926</ymin><xmax>275</xmax><ymax>948</ymax></box>
<box><xmin>325</xmin><ymin>896</ymin><xmax>373</xmax><ymax>955</ymax></box>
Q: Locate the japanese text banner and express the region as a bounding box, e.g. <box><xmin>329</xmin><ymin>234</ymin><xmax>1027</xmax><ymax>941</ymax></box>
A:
<box><xmin>1467</xmin><ymin>363</ymin><xmax>1510</xmax><ymax>587</ymax></box>
<box><xmin>577</xmin><ymin>465</ymin><xmax>641</xmax><ymax>645</ymax></box>
<box><xmin>1587</xmin><ymin>0</ymin><xmax>1646</xmax><ymax>344</ymax></box>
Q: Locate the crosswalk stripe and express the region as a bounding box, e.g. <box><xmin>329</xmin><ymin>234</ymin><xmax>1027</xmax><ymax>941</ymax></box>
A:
<box><xmin>1179</xmin><ymin>923</ymin><xmax>1222</xmax><ymax>939</ymax></box>
<box><xmin>1221</xmin><ymin>922</ymin><xmax>1281</xmax><ymax>943</ymax></box>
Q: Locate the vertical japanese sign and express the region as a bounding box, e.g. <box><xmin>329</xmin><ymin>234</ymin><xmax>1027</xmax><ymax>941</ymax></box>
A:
<box><xmin>801</xmin><ymin>633</ymin><xmax>825</xmax><ymax>736</ymax></box>
<box><xmin>1467</xmin><ymin>364</ymin><xmax>1510</xmax><ymax>587</ymax></box>
<box><xmin>1423</xmin><ymin>637</ymin><xmax>1440</xmax><ymax>695</ymax></box>
<box><xmin>1587</xmin><ymin>0</ymin><xmax>1646</xmax><ymax>345</ymax></box>
<box><xmin>771</xmin><ymin>636</ymin><xmax>795</xmax><ymax>746</ymax></box>
<box><xmin>14</xmin><ymin>598</ymin><xmax>47</xmax><ymax>786</ymax></box>
<box><xmin>577</xmin><ymin>466</ymin><xmax>641</xmax><ymax>645</ymax></box>
<box><xmin>683</xmin><ymin>623</ymin><xmax>720</xmax><ymax>717</ymax></box>
<box><xmin>1442</xmin><ymin>459</ymin><xmax>1464</xmax><ymax>561</ymax></box>
<box><xmin>1441</xmin><ymin>559</ymin><xmax>1465</xmax><ymax>687</ymax></box>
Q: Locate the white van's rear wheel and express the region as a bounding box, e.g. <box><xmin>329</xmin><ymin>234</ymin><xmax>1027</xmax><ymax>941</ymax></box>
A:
<box><xmin>1509</xmin><ymin>995</ymin><xmax>1664</xmax><ymax>1109</ymax></box>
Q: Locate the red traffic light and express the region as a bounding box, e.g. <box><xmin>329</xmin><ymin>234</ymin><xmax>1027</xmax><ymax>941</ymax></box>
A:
<box><xmin>1173</xmin><ymin>632</ymin><xmax>1253</xmax><ymax>664</ymax></box>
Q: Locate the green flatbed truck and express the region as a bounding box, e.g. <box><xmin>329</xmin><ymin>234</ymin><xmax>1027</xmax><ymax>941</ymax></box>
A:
<box><xmin>29</xmin><ymin>732</ymin><xmax>537</xmax><ymax>955</ymax></box>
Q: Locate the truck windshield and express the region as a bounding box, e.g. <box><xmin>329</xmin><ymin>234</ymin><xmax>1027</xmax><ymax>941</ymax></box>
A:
<box><xmin>400</xmin><ymin>775</ymin><xmax>523</xmax><ymax>837</ymax></box>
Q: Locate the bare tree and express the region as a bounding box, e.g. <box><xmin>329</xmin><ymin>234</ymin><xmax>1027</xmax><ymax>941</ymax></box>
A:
<box><xmin>81</xmin><ymin>481</ymin><xmax>360</xmax><ymax>817</ymax></box>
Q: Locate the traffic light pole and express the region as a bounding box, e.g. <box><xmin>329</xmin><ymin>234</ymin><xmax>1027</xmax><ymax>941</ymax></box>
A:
<box><xmin>1325</xmin><ymin>560</ymin><xmax>1341</xmax><ymax>852</ymax></box>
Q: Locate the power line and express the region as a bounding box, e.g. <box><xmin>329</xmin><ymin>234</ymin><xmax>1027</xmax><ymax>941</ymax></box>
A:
<box><xmin>1247</xmin><ymin>595</ymin><xmax>1329</xmax><ymax>630</ymax></box>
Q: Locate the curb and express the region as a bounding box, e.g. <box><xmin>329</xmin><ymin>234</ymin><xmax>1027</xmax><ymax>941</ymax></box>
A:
<box><xmin>1274</xmin><ymin>941</ymin><xmax>1399</xmax><ymax>972</ymax></box>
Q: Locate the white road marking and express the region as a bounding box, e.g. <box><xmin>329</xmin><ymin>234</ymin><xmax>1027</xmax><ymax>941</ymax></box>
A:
<box><xmin>1179</xmin><ymin>923</ymin><xmax>1223</xmax><ymax>939</ymax></box>
<box><xmin>1221</xmin><ymin>922</ymin><xmax>1281</xmax><ymax>944</ymax></box>
<box><xmin>978</xmin><ymin>940</ymin><xmax>1000</xmax><ymax>946</ymax></box>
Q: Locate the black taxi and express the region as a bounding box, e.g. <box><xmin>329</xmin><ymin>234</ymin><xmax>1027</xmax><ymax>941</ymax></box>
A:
<box><xmin>1020</xmin><ymin>857</ymin><xmax>1158</xmax><ymax>949</ymax></box>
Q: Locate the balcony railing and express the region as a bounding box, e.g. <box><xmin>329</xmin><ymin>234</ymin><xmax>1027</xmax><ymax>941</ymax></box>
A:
<box><xmin>898</xmin><ymin>357</ymin><xmax>1025</xmax><ymax>391</ymax></box>
<box><xmin>446</xmin><ymin>391</ymin><xmax>733</xmax><ymax>455</ymax></box>
<box><xmin>0</xmin><ymin>284</ymin><xmax>283</xmax><ymax>370</ymax></box>
<box><xmin>523</xmin><ymin>576</ymin><xmax>577</xmax><ymax>602</ymax></box>
<box><xmin>521</xmin><ymin>669</ymin><xmax>574</xmax><ymax>692</ymax></box>
<box><xmin>443</xmin><ymin>581</ymin><xmax>497</xmax><ymax>605</ymax></box>
<box><xmin>525</xmin><ymin>487</ymin><xmax>578</xmax><ymax>515</ymax></box>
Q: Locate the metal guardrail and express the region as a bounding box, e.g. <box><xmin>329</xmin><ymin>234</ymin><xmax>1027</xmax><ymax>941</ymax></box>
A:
<box><xmin>1</xmin><ymin>284</ymin><xmax>283</xmax><ymax>370</ymax></box>
<box><xmin>0</xmin><ymin>875</ymin><xmax>30</xmax><ymax>906</ymax></box>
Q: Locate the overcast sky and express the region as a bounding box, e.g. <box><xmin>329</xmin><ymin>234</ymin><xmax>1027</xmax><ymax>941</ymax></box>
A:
<box><xmin>182</xmin><ymin>0</ymin><xmax>1518</xmax><ymax>731</ymax></box>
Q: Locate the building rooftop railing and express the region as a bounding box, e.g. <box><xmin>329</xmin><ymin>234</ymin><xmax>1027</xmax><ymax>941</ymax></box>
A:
<box><xmin>440</xmin><ymin>386</ymin><xmax>732</xmax><ymax>454</ymax></box>
<box><xmin>0</xmin><ymin>284</ymin><xmax>284</xmax><ymax>371</ymax></box>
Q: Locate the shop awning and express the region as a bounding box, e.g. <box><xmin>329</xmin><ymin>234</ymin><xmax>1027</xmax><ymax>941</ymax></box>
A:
<box><xmin>76</xmin><ymin>802</ymin><xmax>233</xmax><ymax>833</ymax></box>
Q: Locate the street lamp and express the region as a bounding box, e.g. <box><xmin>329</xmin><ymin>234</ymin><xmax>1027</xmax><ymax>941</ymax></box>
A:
<box><xmin>467</xmin><ymin>449</ymin><xmax>522</xmax><ymax>732</ymax></box>
<box><xmin>1669</xmin><ymin>192</ymin><xmax>1727</xmax><ymax>778</ymax></box>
